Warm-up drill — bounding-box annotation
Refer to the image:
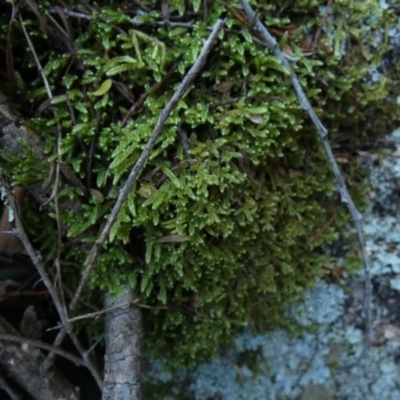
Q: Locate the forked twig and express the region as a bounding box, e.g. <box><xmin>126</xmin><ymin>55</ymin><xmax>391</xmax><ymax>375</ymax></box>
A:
<box><xmin>0</xmin><ymin>174</ymin><xmax>103</xmax><ymax>389</ymax></box>
<box><xmin>69</xmin><ymin>18</ymin><xmax>226</xmax><ymax>311</ymax></box>
<box><xmin>239</xmin><ymin>0</ymin><xmax>372</xmax><ymax>345</ymax></box>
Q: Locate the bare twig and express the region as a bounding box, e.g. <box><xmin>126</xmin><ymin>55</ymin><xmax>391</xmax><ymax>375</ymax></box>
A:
<box><xmin>41</xmin><ymin>125</ymin><xmax>68</xmax><ymax>372</ymax></box>
<box><xmin>311</xmin><ymin>0</ymin><xmax>334</xmax><ymax>51</ymax></box>
<box><xmin>0</xmin><ymin>174</ymin><xmax>103</xmax><ymax>389</ymax></box>
<box><xmin>19</xmin><ymin>14</ymin><xmax>52</xmax><ymax>98</ymax></box>
<box><xmin>86</xmin><ymin>334</ymin><xmax>103</xmax><ymax>356</ymax></box>
<box><xmin>53</xmin><ymin>126</ymin><xmax>67</xmax><ymax>312</ymax></box>
<box><xmin>44</xmin><ymin>299</ymin><xmax>167</xmax><ymax>329</ymax></box>
<box><xmin>121</xmin><ymin>61</ymin><xmax>177</xmax><ymax>127</ymax></box>
<box><xmin>178</xmin><ymin>125</ymin><xmax>191</xmax><ymax>159</ymax></box>
<box><xmin>0</xmin><ymin>290</ymin><xmax>48</xmax><ymax>298</ymax></box>
<box><xmin>41</xmin><ymin>328</ymin><xmax>67</xmax><ymax>373</ymax></box>
<box><xmin>0</xmin><ymin>371</ymin><xmax>21</xmax><ymax>400</ymax></box>
<box><xmin>69</xmin><ymin>18</ymin><xmax>225</xmax><ymax>312</ymax></box>
<box><xmin>239</xmin><ymin>0</ymin><xmax>372</xmax><ymax>346</ymax></box>
<box><xmin>292</xmin><ymin>332</ymin><xmax>319</xmax><ymax>390</ymax></box>
<box><xmin>87</xmin><ymin>109</ymin><xmax>102</xmax><ymax>187</ymax></box>
<box><xmin>0</xmin><ymin>333</ymin><xmax>87</xmax><ymax>367</ymax></box>
<box><xmin>224</xmin><ymin>355</ymin><xmax>247</xmax><ymax>379</ymax></box>
<box><xmin>68</xmin><ymin>301</ymin><xmax>137</xmax><ymax>323</ymax></box>
<box><xmin>130</xmin><ymin>18</ymin><xmax>196</xmax><ymax>28</ymax></box>
<box><xmin>49</xmin><ymin>8</ymin><xmax>196</xmax><ymax>28</ymax></box>
<box><xmin>5</xmin><ymin>2</ymin><xmax>17</xmax><ymax>89</ymax></box>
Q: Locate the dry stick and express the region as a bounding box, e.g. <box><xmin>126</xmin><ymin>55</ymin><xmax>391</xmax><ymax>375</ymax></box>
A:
<box><xmin>178</xmin><ymin>125</ymin><xmax>191</xmax><ymax>159</ymax></box>
<box><xmin>67</xmin><ymin>299</ymin><xmax>168</xmax><ymax>322</ymax></box>
<box><xmin>310</xmin><ymin>0</ymin><xmax>333</xmax><ymax>51</ymax></box>
<box><xmin>0</xmin><ymin>371</ymin><xmax>21</xmax><ymax>400</ymax></box>
<box><xmin>19</xmin><ymin>16</ymin><xmax>102</xmax><ymax>383</ymax></box>
<box><xmin>45</xmin><ymin>300</ymin><xmax>167</xmax><ymax>330</ymax></box>
<box><xmin>50</xmin><ymin>8</ymin><xmax>196</xmax><ymax>28</ymax></box>
<box><xmin>40</xmin><ymin>329</ymin><xmax>66</xmax><ymax>374</ymax></box>
<box><xmin>41</xmin><ymin>125</ymin><xmax>69</xmax><ymax>374</ymax></box>
<box><xmin>292</xmin><ymin>332</ymin><xmax>319</xmax><ymax>391</ymax></box>
<box><xmin>0</xmin><ymin>174</ymin><xmax>103</xmax><ymax>389</ymax></box>
<box><xmin>18</xmin><ymin>14</ymin><xmax>52</xmax><ymax>99</ymax></box>
<box><xmin>0</xmin><ymin>290</ymin><xmax>48</xmax><ymax>298</ymax></box>
<box><xmin>121</xmin><ymin>61</ymin><xmax>177</xmax><ymax>127</ymax></box>
<box><xmin>67</xmin><ymin>302</ymin><xmax>135</xmax><ymax>323</ymax></box>
<box><xmin>239</xmin><ymin>0</ymin><xmax>372</xmax><ymax>345</ymax></box>
<box><xmin>69</xmin><ymin>18</ymin><xmax>226</xmax><ymax>312</ymax></box>
<box><xmin>0</xmin><ymin>334</ymin><xmax>87</xmax><ymax>367</ymax></box>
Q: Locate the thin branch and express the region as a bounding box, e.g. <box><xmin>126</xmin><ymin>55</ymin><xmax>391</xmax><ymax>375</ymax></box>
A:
<box><xmin>45</xmin><ymin>299</ymin><xmax>167</xmax><ymax>329</ymax></box>
<box><xmin>239</xmin><ymin>0</ymin><xmax>372</xmax><ymax>346</ymax></box>
<box><xmin>19</xmin><ymin>14</ymin><xmax>52</xmax><ymax>99</ymax></box>
<box><xmin>178</xmin><ymin>125</ymin><xmax>191</xmax><ymax>159</ymax></box>
<box><xmin>69</xmin><ymin>18</ymin><xmax>225</xmax><ymax>312</ymax></box>
<box><xmin>311</xmin><ymin>0</ymin><xmax>334</xmax><ymax>51</ymax></box>
<box><xmin>0</xmin><ymin>371</ymin><xmax>21</xmax><ymax>400</ymax></box>
<box><xmin>86</xmin><ymin>333</ymin><xmax>103</xmax><ymax>355</ymax></box>
<box><xmin>0</xmin><ymin>174</ymin><xmax>103</xmax><ymax>390</ymax></box>
<box><xmin>292</xmin><ymin>332</ymin><xmax>319</xmax><ymax>390</ymax></box>
<box><xmin>5</xmin><ymin>4</ymin><xmax>17</xmax><ymax>89</ymax></box>
<box><xmin>49</xmin><ymin>8</ymin><xmax>196</xmax><ymax>27</ymax></box>
<box><xmin>121</xmin><ymin>61</ymin><xmax>177</xmax><ymax>127</ymax></box>
<box><xmin>48</xmin><ymin>8</ymin><xmax>103</xmax><ymax>20</ymax></box>
<box><xmin>0</xmin><ymin>333</ymin><xmax>86</xmax><ymax>367</ymax></box>
<box><xmin>68</xmin><ymin>301</ymin><xmax>137</xmax><ymax>323</ymax></box>
<box><xmin>224</xmin><ymin>355</ymin><xmax>247</xmax><ymax>379</ymax></box>
<box><xmin>53</xmin><ymin>125</ymin><xmax>67</xmax><ymax>315</ymax></box>
<box><xmin>0</xmin><ymin>290</ymin><xmax>48</xmax><ymax>298</ymax></box>
<box><xmin>130</xmin><ymin>17</ymin><xmax>196</xmax><ymax>28</ymax></box>
<box><xmin>41</xmin><ymin>328</ymin><xmax>67</xmax><ymax>373</ymax></box>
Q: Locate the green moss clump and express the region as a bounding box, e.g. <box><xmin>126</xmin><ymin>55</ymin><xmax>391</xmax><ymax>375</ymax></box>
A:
<box><xmin>0</xmin><ymin>0</ymin><xmax>397</xmax><ymax>366</ymax></box>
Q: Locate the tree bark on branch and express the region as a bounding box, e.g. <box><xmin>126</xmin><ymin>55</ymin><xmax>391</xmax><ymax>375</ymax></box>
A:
<box><xmin>103</xmin><ymin>287</ymin><xmax>142</xmax><ymax>400</ymax></box>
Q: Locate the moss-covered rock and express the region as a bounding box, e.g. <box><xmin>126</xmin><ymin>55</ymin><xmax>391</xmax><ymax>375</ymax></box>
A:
<box><xmin>0</xmin><ymin>0</ymin><xmax>397</xmax><ymax>366</ymax></box>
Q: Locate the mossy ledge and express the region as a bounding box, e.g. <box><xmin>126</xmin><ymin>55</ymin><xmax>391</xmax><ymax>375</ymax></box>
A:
<box><xmin>0</xmin><ymin>0</ymin><xmax>398</xmax><ymax>366</ymax></box>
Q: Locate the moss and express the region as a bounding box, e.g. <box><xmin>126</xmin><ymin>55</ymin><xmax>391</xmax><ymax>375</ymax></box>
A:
<box><xmin>0</xmin><ymin>0</ymin><xmax>398</xmax><ymax>366</ymax></box>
